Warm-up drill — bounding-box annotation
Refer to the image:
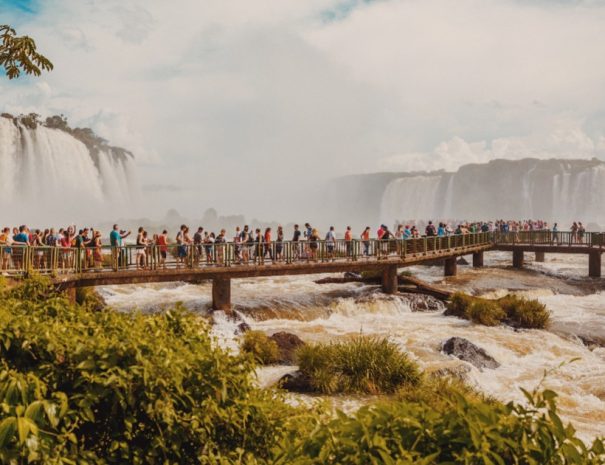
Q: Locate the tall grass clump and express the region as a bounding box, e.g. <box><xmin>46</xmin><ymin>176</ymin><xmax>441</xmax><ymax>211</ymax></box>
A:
<box><xmin>240</xmin><ymin>330</ymin><xmax>280</xmax><ymax>364</ymax></box>
<box><xmin>446</xmin><ymin>291</ymin><xmax>550</xmax><ymax>329</ymax></box>
<box><xmin>498</xmin><ymin>294</ymin><xmax>551</xmax><ymax>329</ymax></box>
<box><xmin>296</xmin><ymin>336</ymin><xmax>421</xmax><ymax>394</ymax></box>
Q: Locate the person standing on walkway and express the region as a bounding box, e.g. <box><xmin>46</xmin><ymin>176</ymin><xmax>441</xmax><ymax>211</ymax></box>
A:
<box><xmin>110</xmin><ymin>224</ymin><xmax>131</xmax><ymax>270</ymax></box>
<box><xmin>325</xmin><ymin>226</ymin><xmax>336</xmax><ymax>260</ymax></box>
<box><xmin>361</xmin><ymin>226</ymin><xmax>371</xmax><ymax>257</ymax></box>
<box><xmin>344</xmin><ymin>226</ymin><xmax>353</xmax><ymax>259</ymax></box>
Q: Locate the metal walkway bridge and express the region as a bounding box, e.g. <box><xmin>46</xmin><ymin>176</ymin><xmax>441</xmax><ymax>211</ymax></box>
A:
<box><xmin>2</xmin><ymin>231</ymin><xmax>603</xmax><ymax>311</ymax></box>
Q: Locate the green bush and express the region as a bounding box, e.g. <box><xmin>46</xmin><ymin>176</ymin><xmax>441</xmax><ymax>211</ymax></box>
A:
<box><xmin>296</xmin><ymin>336</ymin><xmax>421</xmax><ymax>394</ymax></box>
<box><xmin>240</xmin><ymin>330</ymin><xmax>280</xmax><ymax>365</ymax></box>
<box><xmin>499</xmin><ymin>294</ymin><xmax>551</xmax><ymax>329</ymax></box>
<box><xmin>444</xmin><ymin>291</ymin><xmax>475</xmax><ymax>318</ymax></box>
<box><xmin>0</xmin><ymin>277</ymin><xmax>292</xmax><ymax>463</ymax></box>
<box><xmin>274</xmin><ymin>387</ymin><xmax>605</xmax><ymax>465</ymax></box>
<box><xmin>446</xmin><ymin>291</ymin><xmax>549</xmax><ymax>329</ymax></box>
<box><xmin>467</xmin><ymin>300</ymin><xmax>506</xmax><ymax>326</ymax></box>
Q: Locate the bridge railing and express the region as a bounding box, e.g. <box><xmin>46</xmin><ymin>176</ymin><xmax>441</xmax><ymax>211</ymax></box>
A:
<box><xmin>492</xmin><ymin>230</ymin><xmax>604</xmax><ymax>247</ymax></box>
<box><xmin>0</xmin><ymin>232</ymin><xmax>493</xmax><ymax>277</ymax></box>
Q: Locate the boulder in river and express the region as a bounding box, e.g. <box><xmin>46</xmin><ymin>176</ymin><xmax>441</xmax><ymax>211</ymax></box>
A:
<box><xmin>457</xmin><ymin>256</ymin><xmax>470</xmax><ymax>265</ymax></box>
<box><xmin>442</xmin><ymin>337</ymin><xmax>500</xmax><ymax>370</ymax></box>
<box><xmin>402</xmin><ymin>293</ymin><xmax>444</xmax><ymax>312</ymax></box>
<box><xmin>344</xmin><ymin>271</ymin><xmax>362</xmax><ymax>279</ymax></box>
<box><xmin>269</xmin><ymin>332</ymin><xmax>306</xmax><ymax>364</ymax></box>
<box><xmin>235</xmin><ymin>322</ymin><xmax>251</xmax><ymax>334</ymax></box>
<box><xmin>278</xmin><ymin>370</ymin><xmax>312</xmax><ymax>392</ymax></box>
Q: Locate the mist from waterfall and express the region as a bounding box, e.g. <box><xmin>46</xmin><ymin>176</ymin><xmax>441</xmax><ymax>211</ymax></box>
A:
<box><xmin>0</xmin><ymin>117</ymin><xmax>138</xmax><ymax>226</ymax></box>
<box><xmin>379</xmin><ymin>159</ymin><xmax>605</xmax><ymax>227</ymax></box>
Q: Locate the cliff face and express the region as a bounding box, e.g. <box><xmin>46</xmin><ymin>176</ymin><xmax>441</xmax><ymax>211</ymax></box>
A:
<box><xmin>326</xmin><ymin>158</ymin><xmax>605</xmax><ymax>228</ymax></box>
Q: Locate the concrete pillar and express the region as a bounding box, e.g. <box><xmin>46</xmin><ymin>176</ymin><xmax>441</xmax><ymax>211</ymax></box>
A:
<box><xmin>588</xmin><ymin>251</ymin><xmax>601</xmax><ymax>278</ymax></box>
<box><xmin>512</xmin><ymin>250</ymin><xmax>524</xmax><ymax>269</ymax></box>
<box><xmin>381</xmin><ymin>265</ymin><xmax>399</xmax><ymax>294</ymax></box>
<box><xmin>472</xmin><ymin>252</ymin><xmax>484</xmax><ymax>268</ymax></box>
<box><xmin>535</xmin><ymin>251</ymin><xmax>545</xmax><ymax>262</ymax></box>
<box><xmin>212</xmin><ymin>278</ymin><xmax>232</xmax><ymax>312</ymax></box>
<box><xmin>444</xmin><ymin>257</ymin><xmax>457</xmax><ymax>276</ymax></box>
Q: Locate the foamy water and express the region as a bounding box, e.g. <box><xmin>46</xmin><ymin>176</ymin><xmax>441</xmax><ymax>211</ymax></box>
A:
<box><xmin>100</xmin><ymin>253</ymin><xmax>605</xmax><ymax>439</ymax></box>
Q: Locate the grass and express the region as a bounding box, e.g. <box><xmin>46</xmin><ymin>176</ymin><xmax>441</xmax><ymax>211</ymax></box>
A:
<box><xmin>445</xmin><ymin>291</ymin><xmax>550</xmax><ymax>329</ymax></box>
<box><xmin>240</xmin><ymin>330</ymin><xmax>280</xmax><ymax>364</ymax></box>
<box><xmin>296</xmin><ymin>336</ymin><xmax>421</xmax><ymax>394</ymax></box>
<box><xmin>498</xmin><ymin>294</ymin><xmax>551</xmax><ymax>329</ymax></box>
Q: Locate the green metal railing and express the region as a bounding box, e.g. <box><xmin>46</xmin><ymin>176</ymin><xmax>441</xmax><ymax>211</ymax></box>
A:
<box><xmin>1</xmin><ymin>230</ymin><xmax>601</xmax><ymax>278</ymax></box>
<box><xmin>0</xmin><ymin>232</ymin><xmax>494</xmax><ymax>277</ymax></box>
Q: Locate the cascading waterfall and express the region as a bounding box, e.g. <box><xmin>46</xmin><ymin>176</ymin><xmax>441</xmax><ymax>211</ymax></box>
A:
<box><xmin>379</xmin><ymin>159</ymin><xmax>605</xmax><ymax>226</ymax></box>
<box><xmin>0</xmin><ymin>117</ymin><xmax>138</xmax><ymax>224</ymax></box>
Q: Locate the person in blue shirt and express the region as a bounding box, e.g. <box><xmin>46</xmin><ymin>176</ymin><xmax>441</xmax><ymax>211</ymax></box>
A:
<box><xmin>109</xmin><ymin>224</ymin><xmax>131</xmax><ymax>268</ymax></box>
<box><xmin>12</xmin><ymin>225</ymin><xmax>29</xmax><ymax>271</ymax></box>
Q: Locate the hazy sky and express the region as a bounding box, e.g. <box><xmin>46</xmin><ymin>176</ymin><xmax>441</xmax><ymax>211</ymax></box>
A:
<box><xmin>2</xmin><ymin>0</ymin><xmax>605</xmax><ymax>220</ymax></box>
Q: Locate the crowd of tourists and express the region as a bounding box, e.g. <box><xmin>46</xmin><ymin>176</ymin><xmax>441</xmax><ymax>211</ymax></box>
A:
<box><xmin>0</xmin><ymin>219</ymin><xmax>589</xmax><ymax>271</ymax></box>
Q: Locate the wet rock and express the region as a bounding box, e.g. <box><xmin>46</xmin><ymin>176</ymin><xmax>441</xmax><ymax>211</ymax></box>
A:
<box><xmin>236</xmin><ymin>322</ymin><xmax>251</xmax><ymax>334</ymax></box>
<box><xmin>269</xmin><ymin>332</ymin><xmax>306</xmax><ymax>364</ymax></box>
<box><xmin>442</xmin><ymin>337</ymin><xmax>500</xmax><ymax>370</ymax></box>
<box><xmin>344</xmin><ymin>271</ymin><xmax>362</xmax><ymax>279</ymax></box>
<box><xmin>457</xmin><ymin>256</ymin><xmax>470</xmax><ymax>265</ymax></box>
<box><xmin>401</xmin><ymin>293</ymin><xmax>444</xmax><ymax>312</ymax></box>
<box><xmin>278</xmin><ymin>370</ymin><xmax>312</xmax><ymax>392</ymax></box>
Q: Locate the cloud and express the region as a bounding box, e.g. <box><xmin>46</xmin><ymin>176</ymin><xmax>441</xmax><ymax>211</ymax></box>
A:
<box><xmin>1</xmin><ymin>0</ymin><xmax>605</xmax><ymax>221</ymax></box>
<box><xmin>378</xmin><ymin>117</ymin><xmax>605</xmax><ymax>172</ymax></box>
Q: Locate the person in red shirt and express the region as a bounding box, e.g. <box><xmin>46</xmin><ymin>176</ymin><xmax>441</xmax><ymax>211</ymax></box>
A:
<box><xmin>156</xmin><ymin>230</ymin><xmax>168</xmax><ymax>269</ymax></box>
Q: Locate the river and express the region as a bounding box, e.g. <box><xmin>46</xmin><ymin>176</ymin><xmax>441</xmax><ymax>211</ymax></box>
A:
<box><xmin>98</xmin><ymin>251</ymin><xmax>605</xmax><ymax>440</ymax></box>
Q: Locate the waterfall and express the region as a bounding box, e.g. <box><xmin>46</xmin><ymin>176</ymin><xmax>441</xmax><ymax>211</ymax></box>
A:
<box><xmin>378</xmin><ymin>159</ymin><xmax>605</xmax><ymax>226</ymax></box>
<box><xmin>379</xmin><ymin>175</ymin><xmax>444</xmax><ymax>223</ymax></box>
<box><xmin>0</xmin><ymin>117</ymin><xmax>139</xmax><ymax>225</ymax></box>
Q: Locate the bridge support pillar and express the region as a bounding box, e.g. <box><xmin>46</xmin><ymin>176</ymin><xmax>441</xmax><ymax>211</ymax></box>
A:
<box><xmin>444</xmin><ymin>257</ymin><xmax>457</xmax><ymax>276</ymax></box>
<box><xmin>381</xmin><ymin>265</ymin><xmax>399</xmax><ymax>294</ymax></box>
<box><xmin>535</xmin><ymin>251</ymin><xmax>545</xmax><ymax>262</ymax></box>
<box><xmin>212</xmin><ymin>278</ymin><xmax>232</xmax><ymax>313</ymax></box>
<box><xmin>513</xmin><ymin>250</ymin><xmax>524</xmax><ymax>269</ymax></box>
<box><xmin>472</xmin><ymin>252</ymin><xmax>484</xmax><ymax>268</ymax></box>
<box><xmin>589</xmin><ymin>251</ymin><xmax>601</xmax><ymax>278</ymax></box>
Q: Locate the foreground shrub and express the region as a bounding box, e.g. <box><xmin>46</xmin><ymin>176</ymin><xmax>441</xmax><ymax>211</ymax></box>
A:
<box><xmin>446</xmin><ymin>291</ymin><xmax>550</xmax><ymax>329</ymax></box>
<box><xmin>240</xmin><ymin>330</ymin><xmax>280</xmax><ymax>364</ymax></box>
<box><xmin>0</xmin><ymin>277</ymin><xmax>292</xmax><ymax>463</ymax></box>
<box><xmin>499</xmin><ymin>294</ymin><xmax>551</xmax><ymax>328</ymax></box>
<box><xmin>274</xmin><ymin>387</ymin><xmax>605</xmax><ymax>465</ymax></box>
<box><xmin>296</xmin><ymin>336</ymin><xmax>421</xmax><ymax>394</ymax></box>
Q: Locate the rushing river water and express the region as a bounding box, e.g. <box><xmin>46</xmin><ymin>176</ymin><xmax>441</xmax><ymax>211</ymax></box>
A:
<box><xmin>99</xmin><ymin>252</ymin><xmax>605</xmax><ymax>440</ymax></box>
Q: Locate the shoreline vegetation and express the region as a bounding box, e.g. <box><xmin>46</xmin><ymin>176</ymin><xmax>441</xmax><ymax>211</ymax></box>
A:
<box><xmin>0</xmin><ymin>276</ymin><xmax>603</xmax><ymax>464</ymax></box>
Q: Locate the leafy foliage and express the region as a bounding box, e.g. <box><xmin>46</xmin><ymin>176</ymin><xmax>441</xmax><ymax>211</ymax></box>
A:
<box><xmin>240</xmin><ymin>331</ymin><xmax>280</xmax><ymax>365</ymax></box>
<box><xmin>0</xmin><ymin>278</ymin><xmax>601</xmax><ymax>464</ymax></box>
<box><xmin>446</xmin><ymin>291</ymin><xmax>550</xmax><ymax>329</ymax></box>
<box><xmin>0</xmin><ymin>276</ymin><xmax>292</xmax><ymax>463</ymax></box>
<box><xmin>296</xmin><ymin>336</ymin><xmax>421</xmax><ymax>394</ymax></box>
<box><xmin>273</xmin><ymin>386</ymin><xmax>605</xmax><ymax>465</ymax></box>
<box><xmin>0</xmin><ymin>25</ymin><xmax>53</xmax><ymax>79</ymax></box>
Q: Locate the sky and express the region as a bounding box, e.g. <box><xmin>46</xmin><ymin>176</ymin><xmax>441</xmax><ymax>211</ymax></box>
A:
<box><xmin>1</xmin><ymin>0</ymin><xmax>605</xmax><ymax>220</ymax></box>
